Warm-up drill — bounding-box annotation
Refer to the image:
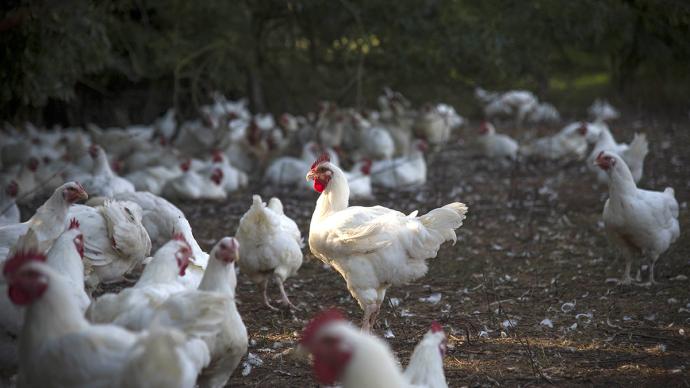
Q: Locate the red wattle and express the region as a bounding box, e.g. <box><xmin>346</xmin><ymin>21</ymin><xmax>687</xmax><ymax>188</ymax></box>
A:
<box><xmin>314</xmin><ymin>179</ymin><xmax>326</xmax><ymax>193</ymax></box>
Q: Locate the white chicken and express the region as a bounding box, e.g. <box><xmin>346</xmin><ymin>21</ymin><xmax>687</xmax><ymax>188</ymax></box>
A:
<box><xmin>371</xmin><ymin>139</ymin><xmax>428</xmax><ymax>189</ymax></box>
<box><xmin>0</xmin><ymin>180</ymin><xmax>20</xmax><ymax>226</ymax></box>
<box><xmin>68</xmin><ymin>200</ymin><xmax>152</xmax><ymax>285</ymax></box>
<box><xmin>0</xmin><ymin>181</ymin><xmax>88</xmax><ymax>261</ymax></box>
<box><xmin>46</xmin><ymin>219</ymin><xmax>90</xmax><ymax>311</ymax></box>
<box><xmin>107</xmin><ymin>191</ymin><xmax>210</xmax><ymax>288</ymax></box>
<box><xmin>596</xmin><ymin>151</ymin><xmax>679</xmax><ymax>285</ymax></box>
<box><xmin>306</xmin><ymin>154</ymin><xmax>467</xmax><ymax>331</ymax></box>
<box><xmin>300</xmin><ymin>309</ymin><xmax>448</xmax><ymax>388</ymax></box>
<box><xmin>125</xmin><ymin>164</ymin><xmax>182</xmax><ymax>195</ymax></box>
<box><xmin>118</xmin><ymin>326</ymin><xmax>211</xmax><ymax>388</ymax></box>
<box><xmin>13</xmin><ymin>158</ymin><xmax>39</xmax><ymax>204</ymax></box>
<box><xmin>403</xmin><ymin>322</ymin><xmax>449</xmax><ymax>388</ymax></box>
<box><xmin>209</xmin><ymin>151</ymin><xmax>248</xmax><ymax>193</ymax></box>
<box><xmin>589</xmin><ymin>98</ymin><xmax>620</xmax><ymax>122</ymax></box>
<box><xmin>414</xmin><ymin>104</ymin><xmax>452</xmax><ymax>149</ymax></box>
<box><xmin>344</xmin><ymin>160</ymin><xmax>374</xmax><ymax>200</ymax></box>
<box><xmin>164</xmin><ymin>237</ymin><xmax>248</xmax><ymax>388</ymax></box>
<box><xmin>520</xmin><ymin>125</ymin><xmax>588</xmax><ymax>160</ymax></box>
<box><xmin>477</xmin><ymin>121</ymin><xmax>519</xmax><ymax>160</ymax></box>
<box><xmin>162</xmin><ymin>160</ymin><xmax>226</xmax><ymax>201</ymax></box>
<box><xmin>586</xmin><ymin>127</ymin><xmax>648</xmax><ymax>184</ymax></box>
<box><xmin>79</xmin><ymin>145</ymin><xmax>135</xmax><ymax>197</ymax></box>
<box><xmin>235</xmin><ymin>195</ymin><xmax>303</xmax><ymax>310</ymax></box>
<box><xmin>352</xmin><ymin>113</ymin><xmax>395</xmax><ymax>160</ymax></box>
<box><xmin>5</xmin><ymin>253</ymin><xmax>210</xmax><ymax>388</ymax></box>
<box><xmin>86</xmin><ymin>236</ymin><xmax>192</xmax><ymax>329</ymax></box>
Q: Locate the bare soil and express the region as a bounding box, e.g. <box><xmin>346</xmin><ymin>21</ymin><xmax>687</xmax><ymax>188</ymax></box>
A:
<box><xmin>170</xmin><ymin>118</ymin><xmax>690</xmax><ymax>387</ymax></box>
<box><xmin>9</xmin><ymin>118</ymin><xmax>689</xmax><ymax>388</ymax></box>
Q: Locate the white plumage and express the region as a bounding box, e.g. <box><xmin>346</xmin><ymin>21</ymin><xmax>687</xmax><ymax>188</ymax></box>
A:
<box><xmin>68</xmin><ymin>200</ymin><xmax>151</xmax><ymax>285</ymax></box>
<box><xmin>235</xmin><ymin>195</ymin><xmax>303</xmax><ymax>310</ymax></box>
<box><xmin>596</xmin><ymin>151</ymin><xmax>680</xmax><ymax>284</ymax></box>
<box><xmin>307</xmin><ymin>158</ymin><xmax>467</xmax><ymax>331</ymax></box>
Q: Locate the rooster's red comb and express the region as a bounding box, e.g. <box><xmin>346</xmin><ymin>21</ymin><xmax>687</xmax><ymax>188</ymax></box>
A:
<box><xmin>300</xmin><ymin>308</ymin><xmax>345</xmax><ymax>346</ymax></box>
<box><xmin>68</xmin><ymin>218</ymin><xmax>80</xmax><ymax>230</ymax></box>
<box><xmin>430</xmin><ymin>321</ymin><xmax>444</xmax><ymax>333</ymax></box>
<box><xmin>310</xmin><ymin>153</ymin><xmax>330</xmax><ymax>171</ymax></box>
<box><xmin>3</xmin><ymin>250</ymin><xmax>47</xmax><ymax>277</ymax></box>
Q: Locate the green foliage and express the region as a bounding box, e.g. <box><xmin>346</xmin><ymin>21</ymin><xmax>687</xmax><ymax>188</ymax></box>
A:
<box><xmin>1</xmin><ymin>0</ymin><xmax>689</xmax><ymax>123</ymax></box>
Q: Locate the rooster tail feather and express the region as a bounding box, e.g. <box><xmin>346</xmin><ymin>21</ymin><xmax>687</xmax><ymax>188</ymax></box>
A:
<box><xmin>420</xmin><ymin>202</ymin><xmax>468</xmax><ymax>244</ymax></box>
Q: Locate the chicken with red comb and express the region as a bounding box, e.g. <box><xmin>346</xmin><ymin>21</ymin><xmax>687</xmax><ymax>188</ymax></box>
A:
<box><xmin>0</xmin><ymin>181</ymin><xmax>87</xmax><ymax>262</ymax></box>
<box><xmin>301</xmin><ymin>309</ymin><xmax>447</xmax><ymax>387</ymax></box>
<box><xmin>307</xmin><ymin>153</ymin><xmax>467</xmax><ymax>332</ymax></box>
<box><xmin>595</xmin><ymin>150</ymin><xmax>679</xmax><ymax>285</ymax></box>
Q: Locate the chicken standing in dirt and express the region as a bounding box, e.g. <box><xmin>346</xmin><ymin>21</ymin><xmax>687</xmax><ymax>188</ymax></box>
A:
<box><xmin>235</xmin><ymin>195</ymin><xmax>303</xmax><ymax>310</ymax></box>
<box><xmin>596</xmin><ymin>151</ymin><xmax>680</xmax><ymax>284</ymax></box>
<box><xmin>306</xmin><ymin>154</ymin><xmax>467</xmax><ymax>331</ymax></box>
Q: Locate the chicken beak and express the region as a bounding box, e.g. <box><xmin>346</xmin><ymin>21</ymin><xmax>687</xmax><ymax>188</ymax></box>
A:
<box><xmin>306</xmin><ymin>170</ymin><xmax>316</xmax><ymax>182</ymax></box>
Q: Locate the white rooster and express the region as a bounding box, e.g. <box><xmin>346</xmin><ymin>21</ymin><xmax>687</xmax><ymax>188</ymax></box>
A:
<box><xmin>235</xmin><ymin>195</ymin><xmax>304</xmax><ymax>310</ymax></box>
<box><xmin>68</xmin><ymin>200</ymin><xmax>152</xmax><ymax>285</ymax></box>
<box><xmin>306</xmin><ymin>154</ymin><xmax>467</xmax><ymax>331</ymax></box>
<box><xmin>595</xmin><ymin>151</ymin><xmax>680</xmax><ymax>284</ymax></box>
<box><xmin>5</xmin><ymin>253</ymin><xmax>210</xmax><ymax>388</ymax></box>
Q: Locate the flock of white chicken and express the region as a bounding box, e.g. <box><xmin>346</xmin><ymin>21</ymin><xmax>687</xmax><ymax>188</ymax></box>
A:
<box><xmin>0</xmin><ymin>86</ymin><xmax>681</xmax><ymax>387</ymax></box>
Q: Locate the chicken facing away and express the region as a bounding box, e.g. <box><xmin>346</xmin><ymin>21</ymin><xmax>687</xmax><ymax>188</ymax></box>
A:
<box><xmin>300</xmin><ymin>309</ymin><xmax>448</xmax><ymax>388</ymax></box>
<box><xmin>5</xmin><ymin>253</ymin><xmax>210</xmax><ymax>388</ymax></box>
<box><xmin>596</xmin><ymin>151</ymin><xmax>679</xmax><ymax>285</ymax></box>
<box><xmin>307</xmin><ymin>154</ymin><xmax>467</xmax><ymax>331</ymax></box>
<box><xmin>235</xmin><ymin>195</ymin><xmax>303</xmax><ymax>310</ymax></box>
<box><xmin>0</xmin><ymin>181</ymin><xmax>88</xmax><ymax>262</ymax></box>
<box><xmin>68</xmin><ymin>199</ymin><xmax>152</xmax><ymax>286</ymax></box>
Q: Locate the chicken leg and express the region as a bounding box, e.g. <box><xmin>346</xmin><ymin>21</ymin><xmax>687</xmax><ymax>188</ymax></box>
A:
<box><xmin>620</xmin><ymin>256</ymin><xmax>634</xmax><ymax>286</ymax></box>
<box><xmin>262</xmin><ymin>278</ymin><xmax>279</xmax><ymax>311</ymax></box>
<box><xmin>274</xmin><ymin>273</ymin><xmax>298</xmax><ymax>310</ymax></box>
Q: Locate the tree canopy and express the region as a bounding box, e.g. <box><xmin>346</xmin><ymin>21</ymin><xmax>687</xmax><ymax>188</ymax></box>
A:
<box><xmin>1</xmin><ymin>0</ymin><xmax>688</xmax><ymax>125</ymax></box>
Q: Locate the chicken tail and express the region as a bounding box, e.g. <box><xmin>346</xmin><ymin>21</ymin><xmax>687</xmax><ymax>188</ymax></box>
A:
<box><xmin>420</xmin><ymin>202</ymin><xmax>468</xmax><ymax>245</ymax></box>
<box><xmin>100</xmin><ymin>200</ymin><xmax>152</xmax><ymax>260</ymax></box>
<box><xmin>623</xmin><ymin>133</ymin><xmax>649</xmax><ymax>167</ymax></box>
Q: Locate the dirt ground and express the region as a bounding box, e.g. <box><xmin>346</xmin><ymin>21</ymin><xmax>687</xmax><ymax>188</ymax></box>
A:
<box><xmin>8</xmin><ymin>117</ymin><xmax>688</xmax><ymax>388</ymax></box>
<box><xmin>168</xmin><ymin>117</ymin><xmax>690</xmax><ymax>387</ymax></box>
